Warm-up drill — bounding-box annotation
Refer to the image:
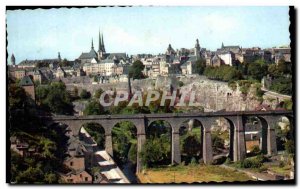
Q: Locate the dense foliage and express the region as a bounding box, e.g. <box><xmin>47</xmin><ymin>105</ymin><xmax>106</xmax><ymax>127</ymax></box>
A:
<box><xmin>83</xmin><ymin>100</ymin><xmax>105</xmax><ymax>115</ymax></box>
<box><xmin>112</xmin><ymin>122</ymin><xmax>137</xmax><ymax>168</ymax></box>
<box><xmin>35</xmin><ymin>81</ymin><xmax>73</xmax><ymax>114</ymax></box>
<box><xmin>9</xmin><ymin>83</ymin><xmax>67</xmax><ymax>183</ymax></box>
<box><xmin>204</xmin><ymin>65</ymin><xmax>243</xmax><ymax>82</ymax></box>
<box><xmin>83</xmin><ymin>123</ymin><xmax>105</xmax><ymax>149</ymax></box>
<box><xmin>129</xmin><ymin>60</ymin><xmax>145</xmax><ymax>80</ymax></box>
<box><xmin>201</xmin><ymin>58</ymin><xmax>292</xmax><ymax>96</ymax></box>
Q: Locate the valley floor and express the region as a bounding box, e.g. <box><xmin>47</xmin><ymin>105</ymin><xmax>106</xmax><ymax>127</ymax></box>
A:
<box><xmin>137</xmin><ymin>164</ymin><xmax>253</xmax><ymax>183</ymax></box>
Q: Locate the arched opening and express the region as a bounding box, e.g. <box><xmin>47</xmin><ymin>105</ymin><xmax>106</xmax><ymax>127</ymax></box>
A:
<box><xmin>79</xmin><ymin>122</ymin><xmax>106</xmax><ymax>172</ymax></box>
<box><xmin>81</xmin><ymin>122</ymin><xmax>105</xmax><ymax>149</ymax></box>
<box><xmin>179</xmin><ymin>119</ymin><xmax>202</xmax><ymax>165</ymax></box>
<box><xmin>211</xmin><ymin>117</ymin><xmax>234</xmax><ymax>164</ymax></box>
<box><xmin>141</xmin><ymin>120</ymin><xmax>172</xmax><ymax>168</ymax></box>
<box><xmin>243</xmin><ymin>116</ymin><xmax>264</xmax><ymax>156</ymax></box>
<box><xmin>111</xmin><ymin>121</ymin><xmax>137</xmax><ymax>183</ymax></box>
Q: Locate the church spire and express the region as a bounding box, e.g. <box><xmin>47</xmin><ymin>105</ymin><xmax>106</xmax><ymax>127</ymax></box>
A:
<box><xmin>195</xmin><ymin>38</ymin><xmax>200</xmax><ymax>49</ymax></box>
<box><xmin>91</xmin><ymin>38</ymin><xmax>94</xmax><ymax>50</ymax></box>
<box><xmin>98</xmin><ymin>30</ymin><xmax>102</xmax><ymax>52</ymax></box>
<box><xmin>101</xmin><ymin>33</ymin><xmax>105</xmax><ymax>52</ymax></box>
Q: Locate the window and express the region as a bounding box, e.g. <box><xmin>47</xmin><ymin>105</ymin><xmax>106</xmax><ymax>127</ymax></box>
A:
<box><xmin>70</xmin><ymin>161</ymin><xmax>73</xmax><ymax>166</ymax></box>
<box><xmin>80</xmin><ymin>174</ymin><xmax>82</xmax><ymax>178</ymax></box>
<box><xmin>85</xmin><ymin>177</ymin><xmax>88</xmax><ymax>181</ymax></box>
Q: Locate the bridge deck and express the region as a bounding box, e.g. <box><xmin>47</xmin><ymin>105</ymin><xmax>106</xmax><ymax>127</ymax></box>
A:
<box><xmin>41</xmin><ymin>110</ymin><xmax>293</xmax><ymax>121</ymax></box>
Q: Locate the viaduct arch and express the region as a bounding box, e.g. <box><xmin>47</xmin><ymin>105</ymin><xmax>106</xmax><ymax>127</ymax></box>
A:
<box><xmin>41</xmin><ymin>110</ymin><xmax>293</xmax><ymax>173</ymax></box>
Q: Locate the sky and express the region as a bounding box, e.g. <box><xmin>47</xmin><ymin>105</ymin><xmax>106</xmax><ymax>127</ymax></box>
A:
<box><xmin>6</xmin><ymin>6</ymin><xmax>290</xmax><ymax>64</ymax></box>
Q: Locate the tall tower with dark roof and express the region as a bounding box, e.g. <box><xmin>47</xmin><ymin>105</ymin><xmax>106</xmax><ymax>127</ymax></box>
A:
<box><xmin>58</xmin><ymin>52</ymin><xmax>61</xmax><ymax>62</ymax></box>
<box><xmin>97</xmin><ymin>30</ymin><xmax>106</xmax><ymax>60</ymax></box>
<box><xmin>91</xmin><ymin>38</ymin><xmax>94</xmax><ymax>50</ymax></box>
<box><xmin>194</xmin><ymin>39</ymin><xmax>201</xmax><ymax>57</ymax></box>
<box><xmin>101</xmin><ymin>33</ymin><xmax>105</xmax><ymax>53</ymax></box>
<box><xmin>11</xmin><ymin>53</ymin><xmax>16</xmax><ymax>66</ymax></box>
<box><xmin>98</xmin><ymin>30</ymin><xmax>102</xmax><ymax>53</ymax></box>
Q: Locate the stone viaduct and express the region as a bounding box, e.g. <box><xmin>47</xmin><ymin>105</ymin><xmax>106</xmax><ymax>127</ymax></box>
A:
<box><xmin>41</xmin><ymin>110</ymin><xmax>293</xmax><ymax>173</ymax></box>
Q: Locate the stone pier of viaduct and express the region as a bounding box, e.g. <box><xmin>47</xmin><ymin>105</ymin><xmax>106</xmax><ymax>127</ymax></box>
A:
<box><xmin>41</xmin><ymin>110</ymin><xmax>293</xmax><ymax>173</ymax></box>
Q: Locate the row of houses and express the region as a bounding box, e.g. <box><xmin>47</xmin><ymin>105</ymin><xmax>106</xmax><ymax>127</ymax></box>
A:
<box><xmin>138</xmin><ymin>42</ymin><xmax>291</xmax><ymax>78</ymax></box>
<box><xmin>9</xmin><ymin>32</ymin><xmax>291</xmax><ymax>80</ymax></box>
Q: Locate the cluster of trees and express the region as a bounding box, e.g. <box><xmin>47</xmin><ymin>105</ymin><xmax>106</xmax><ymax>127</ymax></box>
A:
<box><xmin>276</xmin><ymin>118</ymin><xmax>295</xmax><ymax>155</ymax></box>
<box><xmin>9</xmin><ymin>82</ymin><xmax>67</xmax><ymax>183</ymax></box>
<box><xmin>112</xmin><ymin>122</ymin><xmax>137</xmax><ymax>168</ymax></box>
<box><xmin>83</xmin><ymin>123</ymin><xmax>105</xmax><ymax>149</ymax></box>
<box><xmin>129</xmin><ymin>60</ymin><xmax>145</xmax><ymax>80</ymax></box>
<box><xmin>204</xmin><ymin>65</ymin><xmax>243</xmax><ymax>82</ymax></box>
<box><xmin>196</xmin><ymin>58</ymin><xmax>292</xmax><ymax>96</ymax></box>
<box><xmin>35</xmin><ymin>81</ymin><xmax>73</xmax><ymax>114</ymax></box>
<box><xmin>140</xmin><ymin>122</ymin><xmax>171</xmax><ymax>168</ymax></box>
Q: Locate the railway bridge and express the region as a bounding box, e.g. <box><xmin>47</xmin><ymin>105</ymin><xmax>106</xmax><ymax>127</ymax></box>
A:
<box><xmin>41</xmin><ymin>110</ymin><xmax>293</xmax><ymax>173</ymax></box>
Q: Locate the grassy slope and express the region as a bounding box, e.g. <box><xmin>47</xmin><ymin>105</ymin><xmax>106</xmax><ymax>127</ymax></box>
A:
<box><xmin>137</xmin><ymin>164</ymin><xmax>252</xmax><ymax>183</ymax></box>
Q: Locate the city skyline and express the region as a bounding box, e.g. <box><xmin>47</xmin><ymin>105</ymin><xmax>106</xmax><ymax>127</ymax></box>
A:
<box><xmin>7</xmin><ymin>6</ymin><xmax>290</xmax><ymax>64</ymax></box>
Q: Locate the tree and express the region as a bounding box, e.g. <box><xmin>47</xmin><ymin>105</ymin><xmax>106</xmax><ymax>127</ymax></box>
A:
<box><xmin>182</xmin><ymin>134</ymin><xmax>201</xmax><ymax>158</ymax></box>
<box><xmin>45</xmin><ymin>85</ymin><xmax>73</xmax><ymax>114</ymax></box>
<box><xmin>80</xmin><ymin>89</ymin><xmax>91</xmax><ymax>99</ymax></box>
<box><xmin>8</xmin><ymin>84</ymin><xmax>27</xmax><ymax>109</ymax></box>
<box><xmin>269</xmin><ymin>77</ymin><xmax>292</xmax><ymax>95</ymax></box>
<box><xmin>129</xmin><ymin>60</ymin><xmax>145</xmax><ymax>80</ymax></box>
<box><xmin>83</xmin><ymin>100</ymin><xmax>105</xmax><ymax>115</ymax></box>
<box><xmin>84</xmin><ymin>123</ymin><xmax>105</xmax><ymax>149</ymax></box>
<box><xmin>140</xmin><ymin>137</ymin><xmax>169</xmax><ymax>167</ymax></box>
<box><xmin>212</xmin><ymin>133</ymin><xmax>225</xmax><ymax>152</ymax></box>
<box><xmin>268</xmin><ymin>64</ymin><xmax>280</xmax><ymax>77</ymax></box>
<box><xmin>277</xmin><ymin>59</ymin><xmax>292</xmax><ymax>75</ymax></box>
<box><xmin>44</xmin><ymin>173</ymin><xmax>58</xmax><ymax>184</ymax></box>
<box><xmin>194</xmin><ymin>59</ymin><xmax>206</xmax><ymax>75</ymax></box>
<box><xmin>247</xmin><ymin>62</ymin><xmax>268</xmax><ymax>81</ymax></box>
<box><xmin>284</xmin><ymin>140</ymin><xmax>295</xmax><ymax>154</ymax></box>
<box><xmin>128</xmin><ymin>143</ymin><xmax>137</xmax><ymax>164</ymax></box>
<box><xmin>94</xmin><ymin>88</ymin><xmax>104</xmax><ymax>99</ymax></box>
<box><xmin>73</xmin><ymin>87</ymin><xmax>79</xmax><ymax>98</ymax></box>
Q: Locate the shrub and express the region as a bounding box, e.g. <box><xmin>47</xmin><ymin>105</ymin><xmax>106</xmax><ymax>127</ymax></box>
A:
<box><xmin>250</xmin><ymin>145</ymin><xmax>261</xmax><ymax>155</ymax></box>
<box><xmin>279</xmin><ymin>161</ymin><xmax>285</xmax><ymax>168</ymax></box>
<box><xmin>228</xmin><ymin>81</ymin><xmax>237</xmax><ymax>91</ymax></box>
<box><xmin>212</xmin><ymin>156</ymin><xmax>227</xmax><ymax>165</ymax></box>
<box><xmin>224</xmin><ymin>157</ymin><xmax>232</xmax><ymax>165</ymax></box>
<box><xmin>190</xmin><ymin>157</ymin><xmax>197</xmax><ymax>165</ymax></box>
<box><xmin>80</xmin><ymin>89</ymin><xmax>91</xmax><ymax>99</ymax></box>
<box><xmin>241</xmin><ymin>158</ymin><xmax>262</xmax><ymax>168</ymax></box>
<box><xmin>177</xmin><ymin>81</ymin><xmax>184</xmax><ymax>87</ymax></box>
<box><xmin>240</xmin><ymin>155</ymin><xmax>267</xmax><ymax>169</ymax></box>
<box><xmin>284</xmin><ymin>140</ymin><xmax>295</xmax><ymax>154</ymax></box>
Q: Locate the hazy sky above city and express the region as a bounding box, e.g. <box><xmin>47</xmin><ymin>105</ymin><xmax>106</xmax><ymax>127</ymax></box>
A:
<box><xmin>7</xmin><ymin>6</ymin><xmax>290</xmax><ymax>64</ymax></box>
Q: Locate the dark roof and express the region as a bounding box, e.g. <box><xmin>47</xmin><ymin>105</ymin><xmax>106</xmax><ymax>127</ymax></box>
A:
<box><xmin>106</xmin><ymin>53</ymin><xmax>127</xmax><ymax>60</ymax></box>
<box><xmin>19</xmin><ymin>76</ymin><xmax>34</xmax><ymax>86</ymax></box>
<box><xmin>79</xmin><ymin>49</ymin><xmax>98</xmax><ymax>60</ymax></box>
<box><xmin>101</xmin><ymin>59</ymin><xmax>115</xmax><ymax>63</ymax></box>
<box><xmin>18</xmin><ymin>59</ymin><xmax>59</xmax><ymax>66</ymax></box>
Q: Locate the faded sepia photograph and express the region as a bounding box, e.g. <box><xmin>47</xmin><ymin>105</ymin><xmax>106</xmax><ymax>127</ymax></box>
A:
<box><xmin>7</xmin><ymin>6</ymin><xmax>294</xmax><ymax>184</ymax></box>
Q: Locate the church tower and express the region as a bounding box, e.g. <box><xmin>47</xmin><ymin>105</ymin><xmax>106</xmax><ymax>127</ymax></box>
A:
<box><xmin>194</xmin><ymin>39</ymin><xmax>201</xmax><ymax>58</ymax></box>
<box><xmin>97</xmin><ymin>30</ymin><xmax>106</xmax><ymax>60</ymax></box>
<box><xmin>11</xmin><ymin>53</ymin><xmax>16</xmax><ymax>67</ymax></box>
<box><xmin>58</xmin><ymin>52</ymin><xmax>61</xmax><ymax>62</ymax></box>
<box><xmin>101</xmin><ymin>33</ymin><xmax>106</xmax><ymax>53</ymax></box>
<box><xmin>91</xmin><ymin>38</ymin><xmax>94</xmax><ymax>50</ymax></box>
